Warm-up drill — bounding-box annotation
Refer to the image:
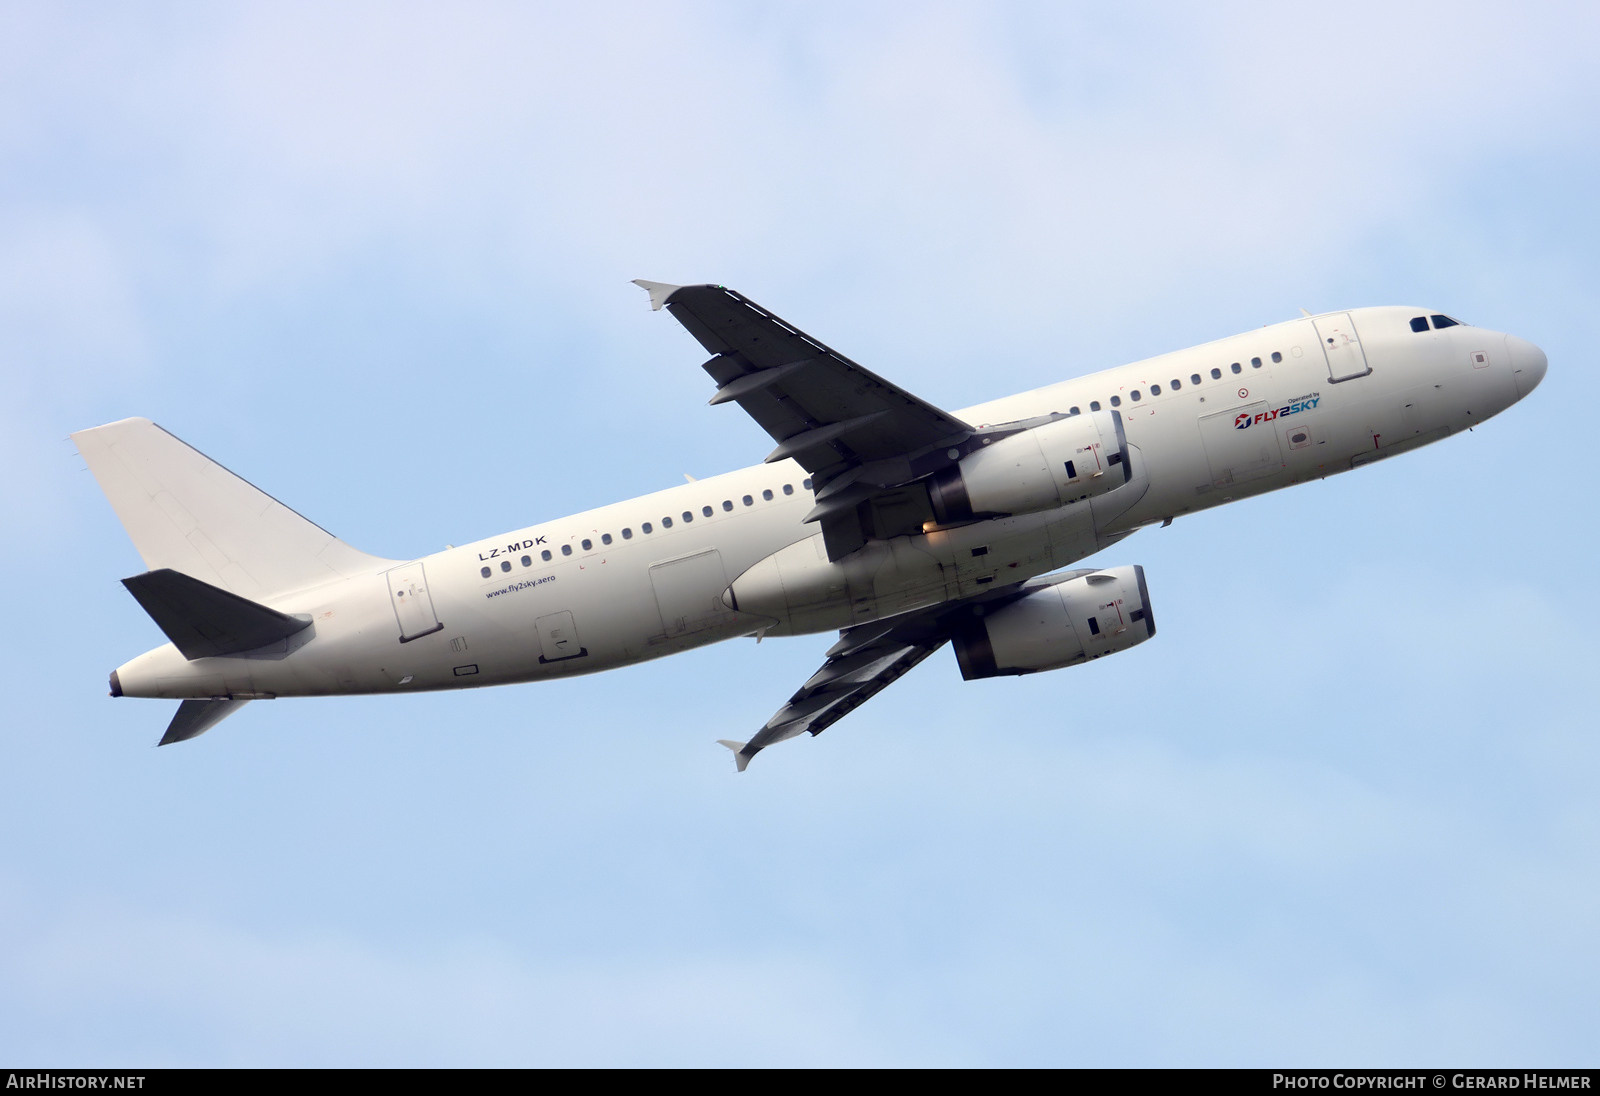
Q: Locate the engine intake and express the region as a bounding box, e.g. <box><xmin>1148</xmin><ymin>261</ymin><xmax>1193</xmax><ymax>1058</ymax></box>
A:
<box><xmin>952</xmin><ymin>564</ymin><xmax>1155</xmax><ymax>680</ymax></box>
<box><xmin>929</xmin><ymin>409</ymin><xmax>1130</xmax><ymax>525</ymax></box>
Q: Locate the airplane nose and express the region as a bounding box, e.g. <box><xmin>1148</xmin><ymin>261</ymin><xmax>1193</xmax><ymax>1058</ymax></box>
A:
<box><xmin>1506</xmin><ymin>334</ymin><xmax>1548</xmax><ymax>397</ymax></box>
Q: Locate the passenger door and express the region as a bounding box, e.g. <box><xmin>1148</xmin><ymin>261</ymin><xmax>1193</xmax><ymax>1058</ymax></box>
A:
<box><xmin>1315</xmin><ymin>313</ymin><xmax>1372</xmax><ymax>383</ymax></box>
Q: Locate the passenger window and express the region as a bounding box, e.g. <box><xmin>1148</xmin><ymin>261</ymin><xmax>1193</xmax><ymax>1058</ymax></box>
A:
<box><xmin>480</xmin><ymin>566</ymin><xmax>491</xmax><ymax>578</ymax></box>
<box><xmin>562</xmin><ymin>544</ymin><xmax>572</xmax><ymax>555</ymax></box>
<box><xmin>742</xmin><ymin>495</ymin><xmax>753</xmax><ymax>506</ymax></box>
<box><xmin>602</xmin><ymin>533</ymin><xmax>612</xmax><ymax>545</ymax></box>
<box><xmin>1191</xmin><ymin>373</ymin><xmax>1201</xmax><ymax>385</ymax></box>
<box><xmin>722</xmin><ymin>500</ymin><xmax>733</xmax><ymax>512</ymax></box>
<box><xmin>1130</xmin><ymin>390</ymin><xmax>1141</xmax><ymax>401</ymax></box>
<box><xmin>643</xmin><ymin>522</ymin><xmax>654</xmax><ymax>533</ymax></box>
<box><xmin>621</xmin><ymin>528</ymin><xmax>632</xmax><ymax>540</ymax></box>
<box><xmin>1169</xmin><ymin>379</ymin><xmax>1180</xmax><ymax>390</ymax></box>
<box><xmin>679</xmin><ymin>511</ymin><xmax>690</xmax><ymax>523</ymax></box>
<box><xmin>1090</xmin><ymin>400</ymin><xmax>1101</xmax><ymax>411</ymax></box>
<box><xmin>541</xmin><ymin>549</ymin><xmax>553</xmax><ymax>560</ymax></box>
<box><xmin>660</xmin><ymin>516</ymin><xmax>671</xmax><ymax>528</ymax></box>
<box><xmin>1110</xmin><ymin>395</ymin><xmax>1121</xmax><ymax>407</ymax></box>
<box><xmin>762</xmin><ymin>489</ymin><xmax>773</xmax><ymax>501</ymax></box>
<box><xmin>702</xmin><ymin>505</ymin><xmax>713</xmax><ymax>517</ymax></box>
<box><xmin>803</xmin><ymin>478</ymin><xmax>813</xmax><ymax>490</ymax></box>
<box><xmin>1271</xmin><ymin>351</ymin><xmax>1282</xmax><ymax>363</ymax></box>
<box><xmin>1231</xmin><ymin>362</ymin><xmax>1242</xmax><ymax>374</ymax></box>
<box><xmin>1251</xmin><ymin>357</ymin><xmax>1262</xmax><ymax>368</ymax></box>
<box><xmin>581</xmin><ymin>539</ymin><xmax>592</xmax><ymax>551</ymax></box>
<box><xmin>1210</xmin><ymin>368</ymin><xmax>1221</xmax><ymax>379</ymax></box>
<box><xmin>782</xmin><ymin>484</ymin><xmax>794</xmax><ymax>495</ymax></box>
<box><xmin>1432</xmin><ymin>314</ymin><xmax>1460</xmax><ymax>329</ymax></box>
<box><xmin>521</xmin><ymin>555</ymin><xmax>531</xmax><ymax>567</ymax></box>
<box><xmin>501</xmin><ymin>561</ymin><xmax>511</xmax><ymax>572</ymax></box>
<box><xmin>1069</xmin><ymin>405</ymin><xmax>1080</xmax><ymax>415</ymax></box>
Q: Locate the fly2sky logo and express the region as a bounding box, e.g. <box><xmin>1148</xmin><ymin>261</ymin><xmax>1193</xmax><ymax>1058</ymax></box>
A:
<box><xmin>1235</xmin><ymin>393</ymin><xmax>1321</xmax><ymax>430</ymax></box>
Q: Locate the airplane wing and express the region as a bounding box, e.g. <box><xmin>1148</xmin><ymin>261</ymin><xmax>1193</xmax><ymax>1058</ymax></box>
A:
<box><xmin>716</xmin><ymin>622</ymin><xmax>948</xmax><ymax>772</ymax></box>
<box><xmin>635</xmin><ymin>281</ymin><xmax>975</xmax><ymax>559</ymax></box>
<box><xmin>715</xmin><ymin>579</ymin><xmax>1080</xmax><ymax>771</ymax></box>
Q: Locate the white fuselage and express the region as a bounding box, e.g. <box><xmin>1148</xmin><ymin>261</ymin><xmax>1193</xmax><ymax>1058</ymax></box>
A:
<box><xmin>112</xmin><ymin>306</ymin><xmax>1544</xmax><ymax>701</ymax></box>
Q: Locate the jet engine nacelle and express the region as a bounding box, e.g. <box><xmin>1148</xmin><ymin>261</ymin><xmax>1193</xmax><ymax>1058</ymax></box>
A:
<box><xmin>951</xmin><ymin>564</ymin><xmax>1155</xmax><ymax>680</ymax></box>
<box><xmin>928</xmin><ymin>410</ymin><xmax>1130</xmax><ymax>525</ymax></box>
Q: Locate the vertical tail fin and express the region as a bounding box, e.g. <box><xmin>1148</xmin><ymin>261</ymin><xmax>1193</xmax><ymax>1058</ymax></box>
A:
<box><xmin>72</xmin><ymin>418</ymin><xmax>391</xmax><ymax>601</ymax></box>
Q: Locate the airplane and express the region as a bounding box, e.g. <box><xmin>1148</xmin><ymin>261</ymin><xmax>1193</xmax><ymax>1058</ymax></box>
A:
<box><xmin>72</xmin><ymin>281</ymin><xmax>1547</xmax><ymax>770</ymax></box>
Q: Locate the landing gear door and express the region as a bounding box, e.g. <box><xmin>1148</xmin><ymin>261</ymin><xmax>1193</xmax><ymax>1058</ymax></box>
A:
<box><xmin>1316</xmin><ymin>313</ymin><xmax>1372</xmax><ymax>383</ymax></box>
<box><xmin>387</xmin><ymin>562</ymin><xmax>443</xmax><ymax>643</ymax></box>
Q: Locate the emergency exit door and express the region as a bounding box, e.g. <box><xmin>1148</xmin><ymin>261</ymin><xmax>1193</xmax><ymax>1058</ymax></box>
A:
<box><xmin>387</xmin><ymin>562</ymin><xmax>443</xmax><ymax>643</ymax></box>
<box><xmin>535</xmin><ymin>611</ymin><xmax>586</xmax><ymax>663</ymax></box>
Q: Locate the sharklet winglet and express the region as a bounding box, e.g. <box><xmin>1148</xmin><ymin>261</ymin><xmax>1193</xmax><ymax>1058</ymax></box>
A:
<box><xmin>716</xmin><ymin>739</ymin><xmax>752</xmax><ymax>773</ymax></box>
<box><xmin>632</xmin><ymin>279</ymin><xmax>683</xmax><ymax>311</ymax></box>
<box><xmin>160</xmin><ymin>697</ymin><xmax>250</xmax><ymax>745</ymax></box>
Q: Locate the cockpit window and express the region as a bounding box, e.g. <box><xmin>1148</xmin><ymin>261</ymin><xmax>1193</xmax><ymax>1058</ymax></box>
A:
<box><xmin>1410</xmin><ymin>316</ymin><xmax>1429</xmax><ymax>333</ymax></box>
<box><xmin>1431</xmin><ymin>314</ymin><xmax>1461</xmax><ymax>329</ymax></box>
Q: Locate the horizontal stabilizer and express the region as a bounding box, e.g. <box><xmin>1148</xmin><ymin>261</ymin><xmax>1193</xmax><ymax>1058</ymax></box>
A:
<box><xmin>160</xmin><ymin>697</ymin><xmax>250</xmax><ymax>745</ymax></box>
<box><xmin>123</xmin><ymin>568</ymin><xmax>311</xmax><ymax>660</ymax></box>
<box><xmin>716</xmin><ymin>738</ymin><xmax>752</xmax><ymax>773</ymax></box>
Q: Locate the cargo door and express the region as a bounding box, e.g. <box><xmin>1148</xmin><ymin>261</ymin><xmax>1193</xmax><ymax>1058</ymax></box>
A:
<box><xmin>649</xmin><ymin>549</ymin><xmax>733</xmax><ymax>637</ymax></box>
<box><xmin>1315</xmin><ymin>313</ymin><xmax>1372</xmax><ymax>383</ymax></box>
<box><xmin>386</xmin><ymin>562</ymin><xmax>443</xmax><ymax>643</ymax></box>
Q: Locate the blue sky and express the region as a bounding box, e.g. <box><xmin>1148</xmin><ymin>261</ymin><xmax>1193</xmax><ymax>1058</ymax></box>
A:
<box><xmin>2</xmin><ymin>1</ymin><xmax>1596</xmax><ymax>1066</ymax></box>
